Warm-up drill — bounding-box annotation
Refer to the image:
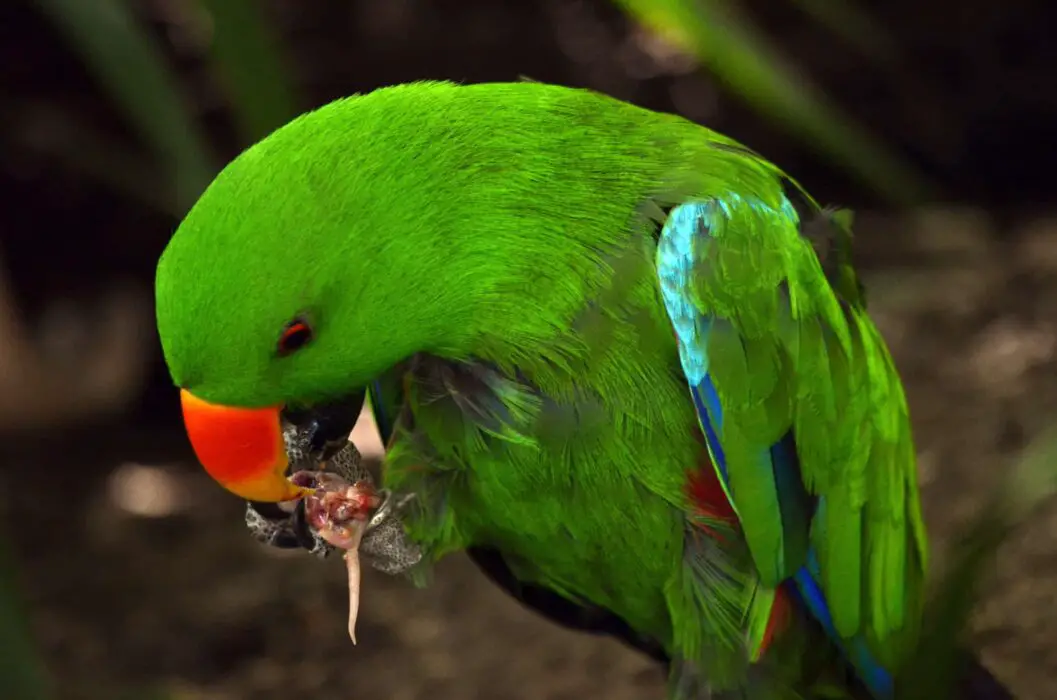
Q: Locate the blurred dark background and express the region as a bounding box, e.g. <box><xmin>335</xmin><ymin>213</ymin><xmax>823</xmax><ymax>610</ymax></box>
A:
<box><xmin>1</xmin><ymin>1</ymin><xmax>1056</xmax><ymax>698</ymax></box>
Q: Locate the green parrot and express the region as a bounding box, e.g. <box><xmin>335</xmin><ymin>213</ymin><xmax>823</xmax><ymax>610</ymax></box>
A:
<box><xmin>154</xmin><ymin>81</ymin><xmax>1001</xmax><ymax>699</ymax></box>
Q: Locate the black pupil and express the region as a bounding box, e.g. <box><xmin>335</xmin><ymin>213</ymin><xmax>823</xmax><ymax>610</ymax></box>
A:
<box><xmin>280</xmin><ymin>324</ymin><xmax>311</xmax><ymax>353</ymax></box>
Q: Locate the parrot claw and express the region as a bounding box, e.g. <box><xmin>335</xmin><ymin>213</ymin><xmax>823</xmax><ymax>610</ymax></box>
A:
<box><xmin>366</xmin><ymin>489</ymin><xmax>395</xmax><ymax>529</ymax></box>
<box><xmin>360</xmin><ymin>489</ymin><xmax>422</xmax><ymax>575</ymax></box>
<box><xmin>244</xmin><ymin>499</ymin><xmax>333</xmax><ymax>558</ymax></box>
<box><xmin>366</xmin><ymin>488</ymin><xmax>415</xmax><ymax>530</ymax></box>
<box><xmin>240</xmin><ymin>420</ymin><xmax>422</xmax><ymax>644</ymax></box>
<box><xmin>243</xmin><ymin>422</ymin><xmax>421</xmax><ymax>573</ymax></box>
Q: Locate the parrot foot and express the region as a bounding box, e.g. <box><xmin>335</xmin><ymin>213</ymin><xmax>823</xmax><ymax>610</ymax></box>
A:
<box><xmin>290</xmin><ymin>470</ymin><xmax>421</xmax><ymax>644</ymax></box>
<box><xmin>359</xmin><ymin>489</ymin><xmax>421</xmax><ymax>575</ymax></box>
<box><xmin>240</xmin><ymin>422</ymin><xmax>421</xmax><ymax>646</ymax></box>
<box><xmin>242</xmin><ymin>422</ymin><xmax>422</xmax><ymax>575</ymax></box>
<box><xmin>242</xmin><ymin>423</ymin><xmax>369</xmax><ymax>559</ymax></box>
<box><xmin>244</xmin><ymin>499</ymin><xmax>331</xmax><ymax>557</ymax></box>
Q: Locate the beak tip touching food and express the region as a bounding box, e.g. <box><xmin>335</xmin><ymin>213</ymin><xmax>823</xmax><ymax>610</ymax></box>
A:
<box><xmin>179</xmin><ymin>388</ymin><xmax>306</xmax><ymax>503</ymax></box>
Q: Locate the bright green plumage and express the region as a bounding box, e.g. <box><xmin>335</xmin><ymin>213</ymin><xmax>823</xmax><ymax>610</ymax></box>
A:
<box><xmin>155</xmin><ymin>81</ymin><xmax>927</xmax><ymax>698</ymax></box>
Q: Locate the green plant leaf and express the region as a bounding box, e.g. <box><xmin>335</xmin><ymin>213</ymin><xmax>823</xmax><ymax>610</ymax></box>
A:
<box><xmin>0</xmin><ymin>536</ymin><xmax>50</xmax><ymax>700</ymax></box>
<box><xmin>898</xmin><ymin>427</ymin><xmax>1057</xmax><ymax>699</ymax></box>
<box><xmin>786</xmin><ymin>0</ymin><xmax>898</xmax><ymax>66</ymax></box>
<box><xmin>197</xmin><ymin>0</ymin><xmax>300</xmax><ymax>143</ymax></box>
<box><xmin>614</xmin><ymin>0</ymin><xmax>935</xmax><ymax>204</ymax></box>
<box><xmin>11</xmin><ymin>101</ymin><xmax>180</xmax><ymax>214</ymax></box>
<box><xmin>30</xmin><ymin>0</ymin><xmax>217</xmax><ymax>211</ymax></box>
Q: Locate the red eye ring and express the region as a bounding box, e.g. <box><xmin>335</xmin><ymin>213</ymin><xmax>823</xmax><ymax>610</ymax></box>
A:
<box><xmin>277</xmin><ymin>319</ymin><xmax>313</xmax><ymax>356</ymax></box>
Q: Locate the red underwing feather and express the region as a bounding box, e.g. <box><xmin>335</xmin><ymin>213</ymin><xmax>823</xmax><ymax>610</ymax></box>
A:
<box><xmin>686</xmin><ymin>428</ymin><xmax>790</xmax><ymax>656</ymax></box>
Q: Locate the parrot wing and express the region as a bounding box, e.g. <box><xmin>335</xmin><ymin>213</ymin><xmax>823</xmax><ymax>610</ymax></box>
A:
<box><xmin>655</xmin><ymin>191</ymin><xmax>928</xmax><ymax>698</ymax></box>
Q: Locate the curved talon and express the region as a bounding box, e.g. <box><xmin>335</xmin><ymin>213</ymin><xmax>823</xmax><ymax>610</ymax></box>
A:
<box><xmin>366</xmin><ymin>489</ymin><xmax>415</xmax><ymax>531</ymax></box>
<box><xmin>366</xmin><ymin>490</ymin><xmax>393</xmax><ymax>529</ymax></box>
<box><xmin>244</xmin><ymin>500</ymin><xmax>332</xmax><ymax>556</ymax></box>
<box><xmin>289</xmin><ymin>498</ymin><xmax>319</xmax><ymax>551</ymax></box>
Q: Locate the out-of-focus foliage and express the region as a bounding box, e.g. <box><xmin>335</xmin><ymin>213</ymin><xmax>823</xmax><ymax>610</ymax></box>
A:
<box><xmin>0</xmin><ymin>530</ymin><xmax>169</xmax><ymax>699</ymax></box>
<box><xmin>615</xmin><ymin>0</ymin><xmax>933</xmax><ymax>204</ymax></box>
<box><xmin>0</xmin><ymin>533</ymin><xmax>50</xmax><ymax>700</ymax></box>
<box><xmin>785</xmin><ymin>0</ymin><xmax>899</xmax><ymax>65</ymax></box>
<box><xmin>24</xmin><ymin>0</ymin><xmax>932</xmax><ymax>214</ymax></box>
<box><xmin>30</xmin><ymin>0</ymin><xmax>217</xmax><ymax>214</ymax></box>
<box><xmin>197</xmin><ymin>0</ymin><xmax>299</xmax><ymax>145</ymax></box>
<box><xmin>27</xmin><ymin>0</ymin><xmax>301</xmax><ymax>218</ymax></box>
<box><xmin>898</xmin><ymin>428</ymin><xmax>1057</xmax><ymax>700</ymax></box>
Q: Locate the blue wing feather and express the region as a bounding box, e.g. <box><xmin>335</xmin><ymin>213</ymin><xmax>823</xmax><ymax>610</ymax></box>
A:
<box><xmin>657</xmin><ymin>200</ymin><xmax>893</xmax><ymax>699</ymax></box>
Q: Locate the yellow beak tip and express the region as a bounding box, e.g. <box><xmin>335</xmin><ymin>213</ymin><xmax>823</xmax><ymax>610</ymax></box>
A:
<box><xmin>223</xmin><ymin>472</ymin><xmax>313</xmax><ymax>504</ymax></box>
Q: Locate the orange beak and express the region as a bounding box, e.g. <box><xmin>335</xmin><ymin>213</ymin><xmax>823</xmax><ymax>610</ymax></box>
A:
<box><xmin>179</xmin><ymin>389</ymin><xmax>310</xmax><ymax>503</ymax></box>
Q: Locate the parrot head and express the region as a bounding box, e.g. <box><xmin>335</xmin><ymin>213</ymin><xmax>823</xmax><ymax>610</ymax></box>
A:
<box><xmin>156</xmin><ymin>175</ymin><xmax>381</xmax><ymax>505</ymax></box>
<box><xmin>155</xmin><ymin>82</ymin><xmax>495</xmax><ymax>503</ymax></box>
<box><xmin>156</xmin><ymin>80</ymin><xmax>658</xmax><ymax>503</ymax></box>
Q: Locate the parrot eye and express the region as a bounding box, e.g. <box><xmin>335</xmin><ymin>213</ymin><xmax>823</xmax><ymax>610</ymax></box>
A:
<box><xmin>277</xmin><ymin>319</ymin><xmax>313</xmax><ymax>356</ymax></box>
